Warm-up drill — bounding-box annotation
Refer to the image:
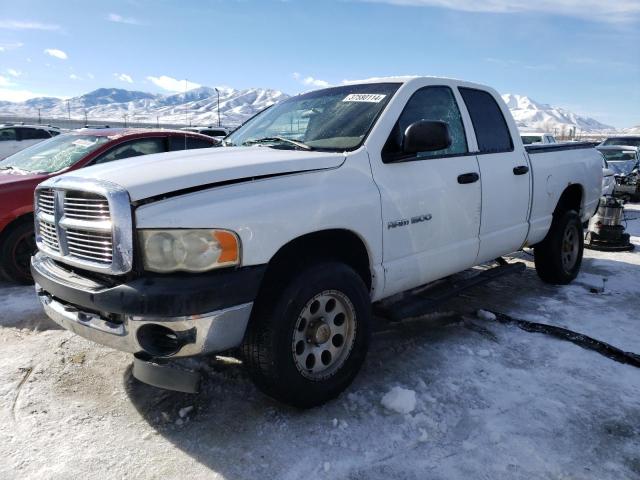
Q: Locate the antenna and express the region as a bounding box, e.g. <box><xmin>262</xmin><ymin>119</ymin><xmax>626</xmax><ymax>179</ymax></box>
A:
<box><xmin>184</xmin><ymin>79</ymin><xmax>188</xmax><ymax>150</ymax></box>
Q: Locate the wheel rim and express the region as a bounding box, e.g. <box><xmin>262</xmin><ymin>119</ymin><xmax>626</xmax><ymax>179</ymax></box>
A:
<box><xmin>561</xmin><ymin>223</ymin><xmax>580</xmax><ymax>272</ymax></box>
<box><xmin>11</xmin><ymin>231</ymin><xmax>36</xmax><ymax>279</ymax></box>
<box><xmin>292</xmin><ymin>290</ymin><xmax>357</xmax><ymax>381</ymax></box>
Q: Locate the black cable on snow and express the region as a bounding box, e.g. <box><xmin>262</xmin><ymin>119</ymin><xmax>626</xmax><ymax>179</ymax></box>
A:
<box><xmin>489</xmin><ymin>311</ymin><xmax>640</xmax><ymax>369</ymax></box>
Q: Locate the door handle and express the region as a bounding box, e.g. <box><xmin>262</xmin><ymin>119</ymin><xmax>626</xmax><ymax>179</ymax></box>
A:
<box><xmin>513</xmin><ymin>165</ymin><xmax>529</xmax><ymax>175</ymax></box>
<box><xmin>457</xmin><ymin>172</ymin><xmax>480</xmax><ymax>184</ymax></box>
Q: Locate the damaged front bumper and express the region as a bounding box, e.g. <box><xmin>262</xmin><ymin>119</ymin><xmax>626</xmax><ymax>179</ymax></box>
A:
<box><xmin>31</xmin><ymin>253</ymin><xmax>265</xmax><ymax>358</ymax></box>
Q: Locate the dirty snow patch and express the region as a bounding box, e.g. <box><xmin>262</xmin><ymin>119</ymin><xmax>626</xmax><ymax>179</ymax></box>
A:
<box><xmin>381</xmin><ymin>386</ymin><xmax>417</xmax><ymax>414</ymax></box>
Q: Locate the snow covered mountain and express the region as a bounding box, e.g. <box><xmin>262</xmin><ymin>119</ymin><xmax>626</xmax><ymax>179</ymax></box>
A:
<box><xmin>0</xmin><ymin>86</ymin><xmax>622</xmax><ymax>132</ymax></box>
<box><xmin>502</xmin><ymin>94</ymin><xmax>615</xmax><ymax>133</ymax></box>
<box><xmin>0</xmin><ymin>86</ymin><xmax>289</xmax><ymax>127</ymax></box>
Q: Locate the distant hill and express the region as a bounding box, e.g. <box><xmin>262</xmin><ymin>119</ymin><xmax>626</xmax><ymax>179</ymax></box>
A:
<box><xmin>502</xmin><ymin>94</ymin><xmax>615</xmax><ymax>133</ymax></box>
<box><xmin>0</xmin><ymin>85</ymin><xmax>625</xmax><ymax>132</ymax></box>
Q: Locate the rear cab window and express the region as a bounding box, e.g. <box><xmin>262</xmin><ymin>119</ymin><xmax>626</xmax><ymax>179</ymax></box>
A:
<box><xmin>459</xmin><ymin>87</ymin><xmax>514</xmax><ymax>153</ymax></box>
<box><xmin>93</xmin><ymin>137</ymin><xmax>166</xmax><ymax>165</ymax></box>
<box><xmin>20</xmin><ymin>127</ymin><xmax>53</xmax><ymax>140</ymax></box>
<box><xmin>0</xmin><ymin>128</ymin><xmax>17</xmax><ymax>141</ymax></box>
<box><xmin>169</xmin><ymin>136</ymin><xmax>214</xmax><ymax>151</ymax></box>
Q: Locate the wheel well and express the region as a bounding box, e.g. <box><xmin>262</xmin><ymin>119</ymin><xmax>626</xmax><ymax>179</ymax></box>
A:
<box><xmin>261</xmin><ymin>229</ymin><xmax>372</xmax><ymax>291</ymax></box>
<box><xmin>0</xmin><ymin>213</ymin><xmax>34</xmax><ymax>245</ymax></box>
<box><xmin>554</xmin><ymin>184</ymin><xmax>583</xmax><ymax>217</ymax></box>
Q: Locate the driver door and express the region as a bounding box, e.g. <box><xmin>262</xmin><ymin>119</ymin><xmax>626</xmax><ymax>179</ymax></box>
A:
<box><xmin>368</xmin><ymin>86</ymin><xmax>482</xmax><ymax>297</ymax></box>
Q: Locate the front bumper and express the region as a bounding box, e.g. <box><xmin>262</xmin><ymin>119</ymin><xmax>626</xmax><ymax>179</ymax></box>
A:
<box><xmin>32</xmin><ymin>253</ymin><xmax>264</xmax><ymax>357</ymax></box>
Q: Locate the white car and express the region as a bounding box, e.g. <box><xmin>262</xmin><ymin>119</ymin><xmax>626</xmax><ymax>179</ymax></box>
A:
<box><xmin>181</xmin><ymin>126</ymin><xmax>229</xmax><ymax>141</ymax></box>
<box><xmin>520</xmin><ymin>132</ymin><xmax>557</xmax><ymax>145</ymax></box>
<box><xmin>32</xmin><ymin>77</ymin><xmax>601</xmax><ymax>407</ymax></box>
<box><xmin>0</xmin><ymin>124</ymin><xmax>62</xmax><ymax>160</ymax></box>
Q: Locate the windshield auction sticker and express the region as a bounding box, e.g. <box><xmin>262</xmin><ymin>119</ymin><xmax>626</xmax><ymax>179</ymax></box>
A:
<box><xmin>342</xmin><ymin>94</ymin><xmax>386</xmax><ymax>103</ymax></box>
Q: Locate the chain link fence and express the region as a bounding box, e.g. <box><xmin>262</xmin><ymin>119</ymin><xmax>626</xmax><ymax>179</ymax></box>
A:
<box><xmin>0</xmin><ymin>115</ymin><xmax>217</xmax><ymax>131</ymax></box>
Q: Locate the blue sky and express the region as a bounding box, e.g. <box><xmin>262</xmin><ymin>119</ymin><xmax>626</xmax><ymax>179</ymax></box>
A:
<box><xmin>0</xmin><ymin>0</ymin><xmax>639</xmax><ymax>127</ymax></box>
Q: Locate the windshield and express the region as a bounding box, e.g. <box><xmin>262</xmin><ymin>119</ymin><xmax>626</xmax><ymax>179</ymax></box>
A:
<box><xmin>607</xmin><ymin>160</ymin><xmax>637</xmax><ymax>176</ymax></box>
<box><xmin>225</xmin><ymin>83</ymin><xmax>400</xmax><ymax>151</ymax></box>
<box><xmin>521</xmin><ymin>135</ymin><xmax>543</xmax><ymax>145</ymax></box>
<box><xmin>0</xmin><ymin>134</ymin><xmax>109</xmax><ymax>173</ymax></box>
<box><xmin>602</xmin><ymin>137</ymin><xmax>640</xmax><ymax>148</ymax></box>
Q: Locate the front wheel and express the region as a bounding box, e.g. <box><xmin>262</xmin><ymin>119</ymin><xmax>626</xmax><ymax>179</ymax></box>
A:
<box><xmin>242</xmin><ymin>261</ymin><xmax>371</xmax><ymax>408</ymax></box>
<box><xmin>0</xmin><ymin>221</ymin><xmax>36</xmax><ymax>284</ymax></box>
<box><xmin>534</xmin><ymin>210</ymin><xmax>584</xmax><ymax>285</ymax></box>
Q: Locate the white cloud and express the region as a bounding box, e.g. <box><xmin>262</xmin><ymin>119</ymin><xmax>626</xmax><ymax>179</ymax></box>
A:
<box><xmin>44</xmin><ymin>48</ymin><xmax>67</xmax><ymax>60</ymax></box>
<box><xmin>87</xmin><ymin>73</ymin><xmax>95</xmax><ymax>79</ymax></box>
<box><xmin>69</xmin><ymin>73</ymin><xmax>81</xmax><ymax>80</ymax></box>
<box><xmin>107</xmin><ymin>13</ymin><xmax>142</xmax><ymax>25</ymax></box>
<box><xmin>292</xmin><ymin>72</ymin><xmax>331</xmax><ymax>88</ymax></box>
<box><xmin>7</xmin><ymin>68</ymin><xmax>20</xmax><ymax>77</ymax></box>
<box><xmin>0</xmin><ymin>75</ymin><xmax>15</xmax><ymax>87</ymax></box>
<box><xmin>0</xmin><ymin>42</ymin><xmax>24</xmax><ymax>52</ymax></box>
<box><xmin>114</xmin><ymin>73</ymin><xmax>133</xmax><ymax>83</ymax></box>
<box><xmin>0</xmin><ymin>20</ymin><xmax>61</xmax><ymax>31</ymax></box>
<box><xmin>359</xmin><ymin>0</ymin><xmax>640</xmax><ymax>23</ymax></box>
<box><xmin>146</xmin><ymin>75</ymin><xmax>200</xmax><ymax>92</ymax></box>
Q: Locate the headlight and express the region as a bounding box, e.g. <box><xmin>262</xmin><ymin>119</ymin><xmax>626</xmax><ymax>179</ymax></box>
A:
<box><xmin>139</xmin><ymin>229</ymin><xmax>240</xmax><ymax>273</ymax></box>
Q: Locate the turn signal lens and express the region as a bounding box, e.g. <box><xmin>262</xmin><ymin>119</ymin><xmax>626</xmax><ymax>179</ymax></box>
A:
<box><xmin>140</xmin><ymin>229</ymin><xmax>240</xmax><ymax>273</ymax></box>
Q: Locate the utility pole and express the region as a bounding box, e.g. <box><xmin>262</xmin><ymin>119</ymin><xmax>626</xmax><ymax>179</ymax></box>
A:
<box><xmin>67</xmin><ymin>100</ymin><xmax>71</xmax><ymax>121</ymax></box>
<box><xmin>84</xmin><ymin>109</ymin><xmax>88</xmax><ymax>126</ymax></box>
<box><xmin>38</xmin><ymin>108</ymin><xmax>41</xmax><ymax>125</ymax></box>
<box><xmin>156</xmin><ymin>116</ymin><xmax>159</xmax><ymax>128</ymax></box>
<box><xmin>123</xmin><ymin>114</ymin><xmax>128</xmax><ymax>128</ymax></box>
<box><xmin>215</xmin><ymin>87</ymin><xmax>221</xmax><ymax>127</ymax></box>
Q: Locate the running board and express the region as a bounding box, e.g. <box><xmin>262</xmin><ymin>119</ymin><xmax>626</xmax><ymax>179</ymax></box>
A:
<box><xmin>374</xmin><ymin>260</ymin><xmax>526</xmax><ymax>323</ymax></box>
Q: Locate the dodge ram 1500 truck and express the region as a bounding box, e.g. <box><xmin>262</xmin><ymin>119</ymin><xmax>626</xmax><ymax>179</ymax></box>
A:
<box><xmin>31</xmin><ymin>77</ymin><xmax>602</xmax><ymax>407</ymax></box>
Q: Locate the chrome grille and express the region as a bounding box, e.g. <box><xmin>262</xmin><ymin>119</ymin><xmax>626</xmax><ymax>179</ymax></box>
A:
<box><xmin>63</xmin><ymin>193</ymin><xmax>110</xmax><ymax>221</ymax></box>
<box><xmin>34</xmin><ymin>178</ymin><xmax>133</xmax><ymax>275</ymax></box>
<box><xmin>66</xmin><ymin>228</ymin><xmax>113</xmax><ymax>264</ymax></box>
<box><xmin>37</xmin><ymin>189</ymin><xmax>56</xmax><ymax>216</ymax></box>
<box><xmin>38</xmin><ymin>218</ymin><xmax>60</xmax><ymax>252</ymax></box>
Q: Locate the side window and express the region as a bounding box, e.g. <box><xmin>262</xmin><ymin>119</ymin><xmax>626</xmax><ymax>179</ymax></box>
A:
<box><xmin>382</xmin><ymin>86</ymin><xmax>468</xmax><ymax>161</ymax></box>
<box><xmin>459</xmin><ymin>87</ymin><xmax>513</xmax><ymax>153</ymax></box>
<box><xmin>169</xmin><ymin>136</ymin><xmax>214</xmax><ymax>151</ymax></box>
<box><xmin>0</xmin><ymin>128</ymin><xmax>17</xmax><ymax>141</ymax></box>
<box><xmin>21</xmin><ymin>128</ymin><xmax>52</xmax><ymax>140</ymax></box>
<box><xmin>93</xmin><ymin>138</ymin><xmax>165</xmax><ymax>165</ymax></box>
<box><xmin>209</xmin><ymin>130</ymin><xmax>227</xmax><ymax>137</ymax></box>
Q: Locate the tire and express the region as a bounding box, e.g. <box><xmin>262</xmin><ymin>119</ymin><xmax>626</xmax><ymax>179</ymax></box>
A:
<box><xmin>534</xmin><ymin>209</ymin><xmax>583</xmax><ymax>285</ymax></box>
<box><xmin>242</xmin><ymin>261</ymin><xmax>371</xmax><ymax>408</ymax></box>
<box><xmin>0</xmin><ymin>221</ymin><xmax>36</xmax><ymax>284</ymax></box>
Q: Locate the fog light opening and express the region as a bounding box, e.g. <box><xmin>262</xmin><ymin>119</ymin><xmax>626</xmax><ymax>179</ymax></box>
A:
<box><xmin>136</xmin><ymin>324</ymin><xmax>195</xmax><ymax>357</ymax></box>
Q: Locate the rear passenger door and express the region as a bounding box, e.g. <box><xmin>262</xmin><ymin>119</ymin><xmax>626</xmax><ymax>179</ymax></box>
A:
<box><xmin>458</xmin><ymin>87</ymin><xmax>531</xmax><ymax>263</ymax></box>
<box><xmin>369</xmin><ymin>85</ymin><xmax>482</xmax><ymax>297</ymax></box>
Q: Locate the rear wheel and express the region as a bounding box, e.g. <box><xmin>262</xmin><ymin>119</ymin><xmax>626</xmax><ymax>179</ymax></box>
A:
<box><xmin>242</xmin><ymin>261</ymin><xmax>371</xmax><ymax>408</ymax></box>
<box><xmin>0</xmin><ymin>221</ymin><xmax>36</xmax><ymax>284</ymax></box>
<box><xmin>534</xmin><ymin>209</ymin><xmax>583</xmax><ymax>285</ymax></box>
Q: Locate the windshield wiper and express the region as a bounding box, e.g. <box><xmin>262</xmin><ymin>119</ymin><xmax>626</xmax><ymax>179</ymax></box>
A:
<box><xmin>243</xmin><ymin>136</ymin><xmax>313</xmax><ymax>151</ymax></box>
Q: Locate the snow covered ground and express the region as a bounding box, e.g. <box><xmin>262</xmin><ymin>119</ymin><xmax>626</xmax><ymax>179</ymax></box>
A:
<box><xmin>1</xmin><ymin>208</ymin><xmax>639</xmax><ymax>479</ymax></box>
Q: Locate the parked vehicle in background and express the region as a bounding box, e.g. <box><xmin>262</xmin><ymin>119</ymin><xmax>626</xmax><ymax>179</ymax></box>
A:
<box><xmin>182</xmin><ymin>126</ymin><xmax>230</xmax><ymax>141</ymax></box>
<box><xmin>596</xmin><ymin>145</ymin><xmax>640</xmax><ymax>201</ymax></box>
<box><xmin>0</xmin><ymin>128</ymin><xmax>217</xmax><ymax>283</ymax></box>
<box><xmin>520</xmin><ymin>131</ymin><xmax>557</xmax><ymax>145</ymax></box>
<box><xmin>31</xmin><ymin>77</ymin><xmax>601</xmax><ymax>407</ymax></box>
<box><xmin>0</xmin><ymin>124</ymin><xmax>62</xmax><ymax>160</ymax></box>
<box><xmin>600</xmin><ymin>136</ymin><xmax>640</xmax><ymax>148</ymax></box>
<box><xmin>601</xmin><ymin>155</ymin><xmax>615</xmax><ymax>196</ymax></box>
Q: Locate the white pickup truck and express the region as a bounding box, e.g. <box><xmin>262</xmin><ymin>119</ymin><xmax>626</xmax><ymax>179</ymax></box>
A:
<box><xmin>32</xmin><ymin>77</ymin><xmax>601</xmax><ymax>407</ymax></box>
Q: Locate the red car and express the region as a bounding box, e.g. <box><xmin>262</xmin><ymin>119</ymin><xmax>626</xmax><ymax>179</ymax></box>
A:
<box><xmin>0</xmin><ymin>128</ymin><xmax>218</xmax><ymax>283</ymax></box>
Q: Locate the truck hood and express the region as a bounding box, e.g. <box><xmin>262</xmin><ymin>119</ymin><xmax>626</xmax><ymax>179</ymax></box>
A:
<box><xmin>58</xmin><ymin>146</ymin><xmax>346</xmax><ymax>202</ymax></box>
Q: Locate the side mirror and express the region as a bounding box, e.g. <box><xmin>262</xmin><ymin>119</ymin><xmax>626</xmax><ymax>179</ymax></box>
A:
<box><xmin>403</xmin><ymin>120</ymin><xmax>451</xmax><ymax>155</ymax></box>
